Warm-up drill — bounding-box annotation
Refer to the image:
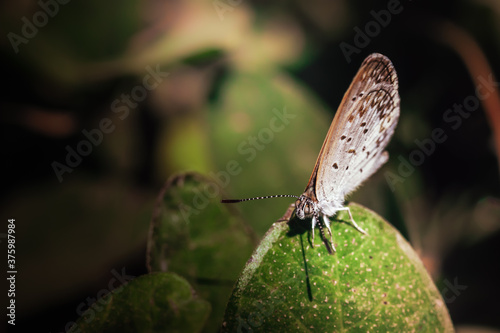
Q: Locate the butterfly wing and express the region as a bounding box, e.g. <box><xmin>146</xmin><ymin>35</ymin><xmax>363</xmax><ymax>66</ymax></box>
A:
<box><xmin>312</xmin><ymin>53</ymin><xmax>400</xmax><ymax>205</ymax></box>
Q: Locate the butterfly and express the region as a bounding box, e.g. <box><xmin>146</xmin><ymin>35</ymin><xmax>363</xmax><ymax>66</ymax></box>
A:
<box><xmin>222</xmin><ymin>53</ymin><xmax>400</xmax><ymax>254</ymax></box>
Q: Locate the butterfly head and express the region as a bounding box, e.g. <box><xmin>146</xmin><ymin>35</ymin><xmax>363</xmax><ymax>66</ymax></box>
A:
<box><xmin>295</xmin><ymin>194</ymin><xmax>318</xmax><ymax>220</ymax></box>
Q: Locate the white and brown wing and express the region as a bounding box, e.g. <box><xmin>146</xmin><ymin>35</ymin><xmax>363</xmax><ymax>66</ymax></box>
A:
<box><xmin>309</xmin><ymin>53</ymin><xmax>400</xmax><ymax>205</ymax></box>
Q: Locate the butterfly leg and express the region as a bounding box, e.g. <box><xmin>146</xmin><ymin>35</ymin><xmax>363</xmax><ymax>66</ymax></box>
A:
<box><xmin>322</xmin><ymin>215</ymin><xmax>336</xmax><ymax>252</ymax></box>
<box><xmin>311</xmin><ymin>214</ymin><xmax>318</xmax><ymax>245</ymax></box>
<box><xmin>338</xmin><ymin>207</ymin><xmax>368</xmax><ymax>235</ymax></box>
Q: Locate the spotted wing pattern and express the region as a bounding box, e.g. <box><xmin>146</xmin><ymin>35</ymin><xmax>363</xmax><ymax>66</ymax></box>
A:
<box><xmin>312</xmin><ymin>53</ymin><xmax>400</xmax><ymax>205</ymax></box>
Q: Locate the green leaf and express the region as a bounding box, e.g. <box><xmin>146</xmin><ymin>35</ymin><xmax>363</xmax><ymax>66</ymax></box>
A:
<box><xmin>72</xmin><ymin>272</ymin><xmax>210</xmax><ymax>333</ymax></box>
<box><xmin>147</xmin><ymin>172</ymin><xmax>256</xmax><ymax>332</ymax></box>
<box><xmin>222</xmin><ymin>203</ymin><xmax>454</xmax><ymax>332</ymax></box>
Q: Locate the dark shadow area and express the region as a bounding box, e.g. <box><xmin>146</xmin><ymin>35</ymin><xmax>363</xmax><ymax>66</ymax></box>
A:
<box><xmin>287</xmin><ymin>213</ymin><xmax>313</xmax><ymax>301</ymax></box>
<box><xmin>286</xmin><ymin>214</ymin><xmax>313</xmax><ymax>302</ymax></box>
<box><xmin>286</xmin><ymin>213</ymin><xmax>310</xmax><ymax>238</ymax></box>
<box><xmin>299</xmin><ymin>233</ymin><xmax>313</xmax><ymax>302</ymax></box>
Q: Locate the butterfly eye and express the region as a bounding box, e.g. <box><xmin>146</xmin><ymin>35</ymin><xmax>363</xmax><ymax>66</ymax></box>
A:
<box><xmin>295</xmin><ymin>197</ymin><xmax>307</xmax><ymax>219</ymax></box>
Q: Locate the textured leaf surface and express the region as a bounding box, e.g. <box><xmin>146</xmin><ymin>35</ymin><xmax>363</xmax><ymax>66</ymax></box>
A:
<box><xmin>73</xmin><ymin>272</ymin><xmax>210</xmax><ymax>333</ymax></box>
<box><xmin>222</xmin><ymin>203</ymin><xmax>454</xmax><ymax>332</ymax></box>
<box><xmin>147</xmin><ymin>172</ymin><xmax>256</xmax><ymax>332</ymax></box>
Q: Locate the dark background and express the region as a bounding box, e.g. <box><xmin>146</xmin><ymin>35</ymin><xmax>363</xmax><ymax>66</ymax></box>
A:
<box><xmin>1</xmin><ymin>0</ymin><xmax>499</xmax><ymax>331</ymax></box>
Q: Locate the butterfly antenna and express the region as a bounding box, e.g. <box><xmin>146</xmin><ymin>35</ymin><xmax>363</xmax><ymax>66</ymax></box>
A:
<box><xmin>221</xmin><ymin>194</ymin><xmax>299</xmax><ymax>204</ymax></box>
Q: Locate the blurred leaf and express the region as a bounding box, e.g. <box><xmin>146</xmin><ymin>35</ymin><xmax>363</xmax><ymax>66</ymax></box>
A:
<box><xmin>222</xmin><ymin>203</ymin><xmax>454</xmax><ymax>332</ymax></box>
<box><xmin>147</xmin><ymin>172</ymin><xmax>256</xmax><ymax>332</ymax></box>
<box><xmin>156</xmin><ymin>114</ymin><xmax>213</xmax><ymax>177</ymax></box>
<box><xmin>72</xmin><ymin>272</ymin><xmax>210</xmax><ymax>333</ymax></box>
<box><xmin>45</xmin><ymin>0</ymin><xmax>141</xmax><ymax>61</ymax></box>
<box><xmin>84</xmin><ymin>0</ymin><xmax>253</xmax><ymax>81</ymax></box>
<box><xmin>208</xmin><ymin>69</ymin><xmax>331</xmax><ymax>235</ymax></box>
<box><xmin>122</xmin><ymin>1</ymin><xmax>251</xmax><ymax>67</ymax></box>
<box><xmin>5</xmin><ymin>0</ymin><xmax>142</xmax><ymax>85</ymax></box>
